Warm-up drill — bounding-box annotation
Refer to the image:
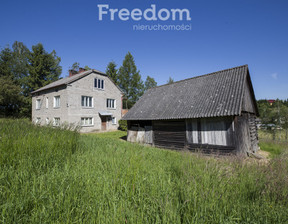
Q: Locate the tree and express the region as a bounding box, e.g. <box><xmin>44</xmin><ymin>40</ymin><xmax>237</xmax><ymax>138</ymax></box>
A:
<box><xmin>27</xmin><ymin>43</ymin><xmax>62</xmax><ymax>92</ymax></box>
<box><xmin>144</xmin><ymin>75</ymin><xmax>157</xmax><ymax>91</ymax></box>
<box><xmin>167</xmin><ymin>76</ymin><xmax>174</xmax><ymax>84</ymax></box>
<box><xmin>0</xmin><ymin>41</ymin><xmax>62</xmax><ymax>117</ymax></box>
<box><xmin>118</xmin><ymin>52</ymin><xmax>144</xmax><ymax>108</ymax></box>
<box><xmin>0</xmin><ymin>45</ymin><xmax>27</xmax><ymax>116</ymax></box>
<box><xmin>280</xmin><ymin>104</ymin><xmax>288</xmax><ymax>141</ymax></box>
<box><xmin>24</xmin><ymin>43</ymin><xmax>62</xmax><ymax>117</ymax></box>
<box><xmin>0</xmin><ymin>47</ymin><xmax>14</xmax><ymax>79</ymax></box>
<box><xmin>11</xmin><ymin>41</ymin><xmax>29</xmax><ymax>83</ymax></box>
<box><xmin>106</xmin><ymin>61</ymin><xmax>118</xmax><ymax>84</ymax></box>
<box><xmin>84</xmin><ymin>65</ymin><xmax>91</xmax><ymax>70</ymax></box>
<box><xmin>130</xmin><ymin>72</ymin><xmax>144</xmax><ymax>104</ymax></box>
<box><xmin>0</xmin><ymin>77</ymin><xmax>23</xmax><ymax>116</ymax></box>
<box><xmin>70</xmin><ymin>62</ymin><xmax>80</xmax><ymax>72</ymax></box>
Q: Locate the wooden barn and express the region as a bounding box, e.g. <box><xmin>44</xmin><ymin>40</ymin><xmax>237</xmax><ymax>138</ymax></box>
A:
<box><xmin>122</xmin><ymin>65</ymin><xmax>259</xmax><ymax>156</ymax></box>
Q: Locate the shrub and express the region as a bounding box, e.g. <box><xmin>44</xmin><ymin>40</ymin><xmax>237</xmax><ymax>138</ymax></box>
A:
<box><xmin>118</xmin><ymin>119</ymin><xmax>127</xmax><ymax>131</ymax></box>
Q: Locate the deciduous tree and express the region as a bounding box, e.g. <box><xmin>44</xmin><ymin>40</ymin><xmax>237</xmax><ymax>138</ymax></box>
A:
<box><xmin>144</xmin><ymin>75</ymin><xmax>157</xmax><ymax>91</ymax></box>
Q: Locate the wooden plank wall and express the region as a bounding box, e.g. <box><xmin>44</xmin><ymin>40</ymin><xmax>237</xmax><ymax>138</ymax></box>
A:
<box><xmin>153</xmin><ymin>120</ymin><xmax>186</xmax><ymax>149</ymax></box>
<box><xmin>248</xmin><ymin>114</ymin><xmax>259</xmax><ymax>152</ymax></box>
<box><xmin>186</xmin><ymin>120</ymin><xmax>198</xmax><ymax>143</ymax></box>
<box><xmin>186</xmin><ymin>117</ymin><xmax>234</xmax><ymax>146</ymax></box>
<box><xmin>144</xmin><ymin>126</ymin><xmax>153</xmax><ymax>144</ymax></box>
<box><xmin>200</xmin><ymin>119</ymin><xmax>228</xmax><ymax>146</ymax></box>
<box><xmin>127</xmin><ymin>117</ymin><xmax>248</xmax><ymax>155</ymax></box>
<box><xmin>186</xmin><ymin>144</ymin><xmax>236</xmax><ymax>155</ymax></box>
<box><xmin>186</xmin><ymin>117</ymin><xmax>236</xmax><ymax>154</ymax></box>
<box><xmin>233</xmin><ymin>113</ymin><xmax>251</xmax><ymax>155</ymax></box>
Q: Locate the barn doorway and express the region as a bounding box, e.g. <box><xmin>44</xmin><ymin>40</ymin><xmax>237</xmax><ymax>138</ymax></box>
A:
<box><xmin>153</xmin><ymin>120</ymin><xmax>186</xmax><ymax>149</ymax></box>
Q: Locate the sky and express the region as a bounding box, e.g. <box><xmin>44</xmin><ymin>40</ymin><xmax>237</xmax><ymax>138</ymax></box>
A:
<box><xmin>0</xmin><ymin>0</ymin><xmax>287</xmax><ymax>100</ymax></box>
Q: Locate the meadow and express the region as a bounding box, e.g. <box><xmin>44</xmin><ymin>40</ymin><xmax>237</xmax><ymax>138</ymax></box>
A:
<box><xmin>0</xmin><ymin>119</ymin><xmax>288</xmax><ymax>223</ymax></box>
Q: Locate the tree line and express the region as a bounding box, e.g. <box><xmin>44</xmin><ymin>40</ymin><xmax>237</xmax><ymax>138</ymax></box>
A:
<box><xmin>0</xmin><ymin>41</ymin><xmax>160</xmax><ymax>117</ymax></box>
<box><xmin>0</xmin><ymin>41</ymin><xmax>61</xmax><ymax>117</ymax></box>
<box><xmin>257</xmin><ymin>99</ymin><xmax>288</xmax><ymax>140</ymax></box>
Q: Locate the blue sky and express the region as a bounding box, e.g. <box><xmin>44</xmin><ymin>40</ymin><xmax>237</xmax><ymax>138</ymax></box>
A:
<box><xmin>0</xmin><ymin>0</ymin><xmax>287</xmax><ymax>99</ymax></box>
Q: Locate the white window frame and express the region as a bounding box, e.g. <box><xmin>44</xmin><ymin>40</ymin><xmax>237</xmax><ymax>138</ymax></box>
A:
<box><xmin>81</xmin><ymin>96</ymin><xmax>93</xmax><ymax>108</ymax></box>
<box><xmin>46</xmin><ymin>117</ymin><xmax>49</xmax><ymax>125</ymax></box>
<box><xmin>53</xmin><ymin>117</ymin><xmax>60</xmax><ymax>126</ymax></box>
<box><xmin>46</xmin><ymin>97</ymin><xmax>49</xmax><ymax>109</ymax></box>
<box><xmin>53</xmin><ymin>96</ymin><xmax>60</xmax><ymax>108</ymax></box>
<box><xmin>107</xmin><ymin>99</ymin><xmax>116</xmax><ymax>109</ymax></box>
<box><xmin>36</xmin><ymin>117</ymin><xmax>41</xmax><ymax>124</ymax></box>
<box><xmin>36</xmin><ymin>99</ymin><xmax>41</xmax><ymax>110</ymax></box>
<box><xmin>112</xmin><ymin>117</ymin><xmax>117</xmax><ymax>125</ymax></box>
<box><xmin>94</xmin><ymin>78</ymin><xmax>104</xmax><ymax>90</ymax></box>
<box><xmin>81</xmin><ymin>117</ymin><xmax>94</xmax><ymax>126</ymax></box>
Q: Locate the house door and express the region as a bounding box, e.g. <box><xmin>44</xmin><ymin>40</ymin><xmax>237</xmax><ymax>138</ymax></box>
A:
<box><xmin>101</xmin><ymin>116</ymin><xmax>107</xmax><ymax>131</ymax></box>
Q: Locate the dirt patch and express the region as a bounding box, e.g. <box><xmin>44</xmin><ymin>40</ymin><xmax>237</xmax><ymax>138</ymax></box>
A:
<box><xmin>257</xmin><ymin>150</ymin><xmax>270</xmax><ymax>159</ymax></box>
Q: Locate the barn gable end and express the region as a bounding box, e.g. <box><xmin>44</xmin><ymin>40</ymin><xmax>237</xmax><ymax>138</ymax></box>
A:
<box><xmin>241</xmin><ymin>70</ymin><xmax>259</xmax><ymax>115</ymax></box>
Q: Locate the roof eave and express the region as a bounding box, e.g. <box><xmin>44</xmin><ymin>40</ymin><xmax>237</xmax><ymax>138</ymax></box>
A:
<box><xmin>31</xmin><ymin>83</ymin><xmax>68</xmax><ymax>94</ymax></box>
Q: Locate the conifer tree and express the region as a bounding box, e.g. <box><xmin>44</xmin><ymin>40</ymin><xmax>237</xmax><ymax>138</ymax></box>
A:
<box><xmin>106</xmin><ymin>61</ymin><xmax>118</xmax><ymax>84</ymax></box>
<box><xmin>167</xmin><ymin>76</ymin><xmax>174</xmax><ymax>84</ymax></box>
<box><xmin>118</xmin><ymin>52</ymin><xmax>144</xmax><ymax>108</ymax></box>
<box><xmin>27</xmin><ymin>43</ymin><xmax>62</xmax><ymax>92</ymax></box>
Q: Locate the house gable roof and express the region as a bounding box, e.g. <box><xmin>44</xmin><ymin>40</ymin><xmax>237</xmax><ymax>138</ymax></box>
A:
<box><xmin>31</xmin><ymin>69</ymin><xmax>123</xmax><ymax>94</ymax></box>
<box><xmin>123</xmin><ymin>65</ymin><xmax>259</xmax><ymax>121</ymax></box>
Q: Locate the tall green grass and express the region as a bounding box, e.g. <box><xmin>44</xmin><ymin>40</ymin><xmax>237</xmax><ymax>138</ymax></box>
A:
<box><xmin>1</xmin><ymin>119</ymin><xmax>288</xmax><ymax>223</ymax></box>
<box><xmin>259</xmin><ymin>129</ymin><xmax>288</xmax><ymax>142</ymax></box>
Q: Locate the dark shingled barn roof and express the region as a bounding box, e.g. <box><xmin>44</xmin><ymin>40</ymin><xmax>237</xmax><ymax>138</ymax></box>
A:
<box><xmin>123</xmin><ymin>65</ymin><xmax>258</xmax><ymax>120</ymax></box>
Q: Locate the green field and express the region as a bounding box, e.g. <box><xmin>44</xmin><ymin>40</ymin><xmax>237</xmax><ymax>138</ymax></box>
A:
<box><xmin>1</xmin><ymin>119</ymin><xmax>288</xmax><ymax>223</ymax></box>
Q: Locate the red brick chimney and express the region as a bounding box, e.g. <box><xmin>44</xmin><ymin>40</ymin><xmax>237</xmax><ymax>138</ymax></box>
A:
<box><xmin>69</xmin><ymin>69</ymin><xmax>78</xmax><ymax>77</ymax></box>
<box><xmin>78</xmin><ymin>67</ymin><xmax>86</xmax><ymax>73</ymax></box>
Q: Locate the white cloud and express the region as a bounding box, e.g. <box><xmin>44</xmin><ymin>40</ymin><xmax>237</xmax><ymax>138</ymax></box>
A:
<box><xmin>271</xmin><ymin>73</ymin><xmax>278</xmax><ymax>80</ymax></box>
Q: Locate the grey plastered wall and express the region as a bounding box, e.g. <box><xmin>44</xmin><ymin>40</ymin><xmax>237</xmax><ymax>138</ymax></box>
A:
<box><xmin>32</xmin><ymin>85</ymin><xmax>68</xmax><ymax>125</ymax></box>
<box><xmin>66</xmin><ymin>72</ymin><xmax>122</xmax><ymax>132</ymax></box>
<box><xmin>32</xmin><ymin>71</ymin><xmax>123</xmax><ymax>132</ymax></box>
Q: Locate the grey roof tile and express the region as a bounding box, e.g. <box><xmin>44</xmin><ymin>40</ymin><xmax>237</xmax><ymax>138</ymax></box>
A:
<box><xmin>31</xmin><ymin>69</ymin><xmax>123</xmax><ymax>94</ymax></box>
<box><xmin>123</xmin><ymin>65</ymin><xmax>256</xmax><ymax>120</ymax></box>
<box><xmin>31</xmin><ymin>69</ymin><xmax>106</xmax><ymax>93</ymax></box>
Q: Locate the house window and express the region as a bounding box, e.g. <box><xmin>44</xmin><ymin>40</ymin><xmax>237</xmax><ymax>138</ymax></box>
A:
<box><xmin>53</xmin><ymin>117</ymin><xmax>60</xmax><ymax>126</ymax></box>
<box><xmin>107</xmin><ymin>99</ymin><xmax>116</xmax><ymax>109</ymax></box>
<box><xmin>46</xmin><ymin>117</ymin><xmax>49</xmax><ymax>125</ymax></box>
<box><xmin>94</xmin><ymin>78</ymin><xmax>104</xmax><ymax>89</ymax></box>
<box><xmin>112</xmin><ymin>117</ymin><xmax>117</xmax><ymax>125</ymax></box>
<box><xmin>54</xmin><ymin>96</ymin><xmax>60</xmax><ymax>108</ymax></box>
<box><xmin>36</xmin><ymin>117</ymin><xmax>41</xmax><ymax>124</ymax></box>
<box><xmin>81</xmin><ymin>117</ymin><xmax>94</xmax><ymax>126</ymax></box>
<box><xmin>36</xmin><ymin>99</ymin><xmax>41</xmax><ymax>110</ymax></box>
<box><xmin>81</xmin><ymin>96</ymin><xmax>93</xmax><ymax>107</ymax></box>
<box><xmin>46</xmin><ymin>97</ymin><xmax>49</xmax><ymax>108</ymax></box>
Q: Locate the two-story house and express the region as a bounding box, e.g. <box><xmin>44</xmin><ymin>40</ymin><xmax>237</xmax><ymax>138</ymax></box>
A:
<box><xmin>31</xmin><ymin>68</ymin><xmax>123</xmax><ymax>132</ymax></box>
